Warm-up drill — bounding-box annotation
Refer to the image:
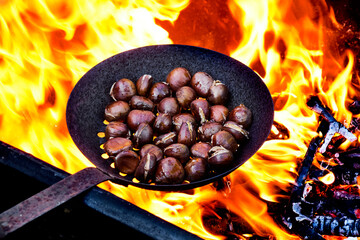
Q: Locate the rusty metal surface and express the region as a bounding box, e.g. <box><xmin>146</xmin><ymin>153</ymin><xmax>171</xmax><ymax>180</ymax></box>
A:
<box><xmin>0</xmin><ymin>167</ymin><xmax>110</xmax><ymax>237</ymax></box>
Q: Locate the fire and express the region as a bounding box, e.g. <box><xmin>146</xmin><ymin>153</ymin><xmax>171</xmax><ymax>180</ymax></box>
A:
<box><xmin>0</xmin><ymin>0</ymin><xmax>359</xmax><ymax>239</ymax></box>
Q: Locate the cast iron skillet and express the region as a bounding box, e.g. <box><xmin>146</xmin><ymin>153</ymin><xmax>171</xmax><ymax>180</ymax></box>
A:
<box><xmin>0</xmin><ymin>45</ymin><xmax>273</xmax><ymax>237</ymax></box>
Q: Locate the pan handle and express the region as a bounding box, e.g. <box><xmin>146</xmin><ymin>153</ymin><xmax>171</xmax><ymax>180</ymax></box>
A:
<box><xmin>0</xmin><ymin>167</ymin><xmax>110</xmax><ymax>238</ymax></box>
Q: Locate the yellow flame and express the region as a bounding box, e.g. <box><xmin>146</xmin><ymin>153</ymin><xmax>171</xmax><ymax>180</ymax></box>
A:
<box><xmin>319</xmin><ymin>172</ymin><xmax>335</xmax><ymax>185</ymax></box>
<box><xmin>1</xmin><ymin>0</ymin><xmax>359</xmax><ymax>239</ymax></box>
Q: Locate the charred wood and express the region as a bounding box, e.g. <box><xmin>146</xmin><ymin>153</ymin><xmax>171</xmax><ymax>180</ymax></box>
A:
<box><xmin>312</xmin><ymin>216</ymin><xmax>360</xmax><ymax>237</ymax></box>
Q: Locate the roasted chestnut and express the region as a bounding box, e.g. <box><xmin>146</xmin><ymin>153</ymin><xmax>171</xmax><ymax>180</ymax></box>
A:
<box><xmin>166</xmin><ymin>67</ymin><xmax>191</xmax><ymax>91</ymax></box>
<box><xmin>133</xmin><ymin>123</ymin><xmax>153</xmax><ymax>148</ymax></box>
<box><xmin>208</xmin><ymin>146</ymin><xmax>233</xmax><ymax>167</ymax></box>
<box><xmin>228</xmin><ymin>104</ymin><xmax>252</xmax><ymax>129</ymax></box>
<box><xmin>176</xmin><ymin>86</ymin><xmax>197</xmax><ymax>109</ymax></box>
<box><xmin>208</xmin><ymin>80</ymin><xmax>229</xmax><ymax>105</ymax></box>
<box><xmin>178</xmin><ymin>122</ymin><xmax>196</xmax><ymax>147</ymax></box>
<box><xmin>190</xmin><ymin>98</ymin><xmax>210</xmax><ymax>124</ymax></box>
<box><xmin>114</xmin><ymin>150</ymin><xmax>140</xmax><ymax>174</ymax></box>
<box><xmin>104</xmin><ymin>101</ymin><xmax>130</xmax><ymax>122</ymax></box>
<box><xmin>184</xmin><ymin>158</ymin><xmax>207</xmax><ymax>182</ymax></box>
<box><xmin>136</xmin><ymin>74</ymin><xmax>153</xmax><ymax>96</ymax></box>
<box><xmin>198</xmin><ymin>122</ymin><xmax>222</xmax><ymax>142</ymax></box>
<box><xmin>148</xmin><ymin>82</ymin><xmax>171</xmax><ymax>103</ymax></box>
<box><xmin>172</xmin><ymin>113</ymin><xmax>196</xmax><ymax>132</ymax></box>
<box><xmin>164</xmin><ymin>143</ymin><xmax>190</xmax><ymax>164</ymax></box>
<box><xmin>223</xmin><ymin>121</ymin><xmax>249</xmax><ymax>142</ymax></box>
<box><xmin>134</xmin><ymin>153</ymin><xmax>157</xmax><ymax>182</ymax></box>
<box><xmin>103</xmin><ymin>137</ymin><xmax>132</xmax><ymax>156</ymax></box>
<box><xmin>129</xmin><ymin>95</ymin><xmax>154</xmax><ymax>111</ymax></box>
<box><xmin>139</xmin><ymin>144</ymin><xmax>163</xmax><ymax>162</ymax></box>
<box><xmin>154</xmin><ymin>132</ymin><xmax>177</xmax><ymax>149</ymax></box>
<box><xmin>110</xmin><ymin>78</ymin><xmax>137</xmax><ymax>101</ymax></box>
<box><xmin>209</xmin><ymin>105</ymin><xmax>229</xmax><ymax>124</ymax></box>
<box><xmin>211</xmin><ymin>130</ymin><xmax>238</xmax><ymax>153</ymax></box>
<box><xmin>155</xmin><ymin>157</ymin><xmax>185</xmax><ymax>184</ymax></box>
<box><xmin>190</xmin><ymin>142</ymin><xmax>212</xmax><ymax>159</ymax></box>
<box><xmin>157</xmin><ymin>97</ymin><xmax>180</xmax><ymax>116</ymax></box>
<box><xmin>127</xmin><ymin>109</ymin><xmax>156</xmax><ymax>131</ymax></box>
<box><xmin>190</xmin><ymin>72</ymin><xmax>214</xmax><ymax>97</ymax></box>
<box><xmin>153</xmin><ymin>113</ymin><xmax>172</xmax><ymax>133</ymax></box>
<box><xmin>105</xmin><ymin>121</ymin><xmax>131</xmax><ymax>139</ymax></box>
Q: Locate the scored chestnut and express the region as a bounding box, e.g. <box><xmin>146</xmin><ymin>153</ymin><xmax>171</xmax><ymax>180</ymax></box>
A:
<box><xmin>208</xmin><ymin>80</ymin><xmax>229</xmax><ymax>105</ymax></box>
<box><xmin>190</xmin><ymin>72</ymin><xmax>214</xmax><ymax>97</ymax></box>
<box><xmin>190</xmin><ymin>98</ymin><xmax>210</xmax><ymax>124</ymax></box>
<box><xmin>105</xmin><ymin>121</ymin><xmax>131</xmax><ymax>139</ymax></box>
<box><xmin>153</xmin><ymin>113</ymin><xmax>172</xmax><ymax>134</ymax></box>
<box><xmin>132</xmin><ymin>123</ymin><xmax>153</xmax><ymax>149</ymax></box>
<box><xmin>211</xmin><ymin>130</ymin><xmax>238</xmax><ymax>153</ymax></box>
<box><xmin>157</xmin><ymin>97</ymin><xmax>180</xmax><ymax>116</ymax></box>
<box><xmin>148</xmin><ymin>82</ymin><xmax>171</xmax><ymax>103</ymax></box>
<box><xmin>228</xmin><ymin>104</ymin><xmax>253</xmax><ymax>129</ymax></box>
<box><xmin>154</xmin><ymin>132</ymin><xmax>177</xmax><ymax>149</ymax></box>
<box><xmin>155</xmin><ymin>157</ymin><xmax>185</xmax><ymax>184</ymax></box>
<box><xmin>185</xmin><ymin>158</ymin><xmax>207</xmax><ymax>182</ymax></box>
<box><xmin>103</xmin><ymin>137</ymin><xmax>132</xmax><ymax>157</ymax></box>
<box><xmin>114</xmin><ymin>150</ymin><xmax>140</xmax><ymax>174</ymax></box>
<box><xmin>178</xmin><ymin>122</ymin><xmax>196</xmax><ymax>147</ymax></box>
<box><xmin>210</xmin><ymin>105</ymin><xmax>229</xmax><ymax>124</ymax></box>
<box><xmin>176</xmin><ymin>86</ymin><xmax>197</xmax><ymax>109</ymax></box>
<box><xmin>208</xmin><ymin>146</ymin><xmax>233</xmax><ymax>167</ymax></box>
<box><xmin>172</xmin><ymin>113</ymin><xmax>197</xmax><ymax>132</ymax></box>
<box><xmin>223</xmin><ymin>121</ymin><xmax>249</xmax><ymax>142</ymax></box>
<box><xmin>136</xmin><ymin>74</ymin><xmax>153</xmax><ymax>96</ymax></box>
<box><xmin>104</xmin><ymin>101</ymin><xmax>130</xmax><ymax>122</ymax></box>
<box><xmin>127</xmin><ymin>109</ymin><xmax>156</xmax><ymax>131</ymax></box>
<box><xmin>198</xmin><ymin>122</ymin><xmax>222</xmax><ymax>142</ymax></box>
<box><xmin>190</xmin><ymin>142</ymin><xmax>212</xmax><ymax>160</ymax></box>
<box><xmin>139</xmin><ymin>144</ymin><xmax>163</xmax><ymax>162</ymax></box>
<box><xmin>164</xmin><ymin>143</ymin><xmax>190</xmax><ymax>164</ymax></box>
<box><xmin>166</xmin><ymin>67</ymin><xmax>191</xmax><ymax>91</ymax></box>
<box><xmin>110</xmin><ymin>78</ymin><xmax>137</xmax><ymax>101</ymax></box>
<box><xmin>134</xmin><ymin>153</ymin><xmax>157</xmax><ymax>182</ymax></box>
<box><xmin>129</xmin><ymin>95</ymin><xmax>154</xmax><ymax>111</ymax></box>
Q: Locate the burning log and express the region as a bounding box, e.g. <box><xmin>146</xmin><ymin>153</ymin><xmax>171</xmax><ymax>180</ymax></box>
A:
<box><xmin>312</xmin><ymin>216</ymin><xmax>360</xmax><ymax>237</ymax></box>
<box><xmin>306</xmin><ymin>96</ymin><xmax>357</xmax><ymax>153</ymax></box>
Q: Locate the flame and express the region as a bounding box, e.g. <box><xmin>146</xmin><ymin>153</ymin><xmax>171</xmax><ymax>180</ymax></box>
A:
<box><xmin>0</xmin><ymin>0</ymin><xmax>359</xmax><ymax>239</ymax></box>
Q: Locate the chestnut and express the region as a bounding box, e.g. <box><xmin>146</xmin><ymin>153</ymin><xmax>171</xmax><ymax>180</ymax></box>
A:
<box><xmin>105</xmin><ymin>121</ymin><xmax>131</xmax><ymax>139</ymax></box>
<box><xmin>190</xmin><ymin>98</ymin><xmax>210</xmax><ymax>124</ymax></box>
<box><xmin>139</xmin><ymin>144</ymin><xmax>163</xmax><ymax>162</ymax></box>
<box><xmin>198</xmin><ymin>122</ymin><xmax>222</xmax><ymax>142</ymax></box>
<box><xmin>114</xmin><ymin>150</ymin><xmax>140</xmax><ymax>174</ymax></box>
<box><xmin>164</xmin><ymin>143</ymin><xmax>190</xmax><ymax>164</ymax></box>
<box><xmin>103</xmin><ymin>137</ymin><xmax>132</xmax><ymax>156</ymax></box>
<box><xmin>210</xmin><ymin>105</ymin><xmax>229</xmax><ymax>124</ymax></box>
<box><xmin>155</xmin><ymin>157</ymin><xmax>185</xmax><ymax>184</ymax></box>
<box><xmin>228</xmin><ymin>104</ymin><xmax>252</xmax><ymax>129</ymax></box>
<box><xmin>133</xmin><ymin>123</ymin><xmax>153</xmax><ymax>148</ymax></box>
<box><xmin>177</xmin><ymin>122</ymin><xmax>196</xmax><ymax>147</ymax></box>
<box><xmin>153</xmin><ymin>113</ymin><xmax>172</xmax><ymax>134</ymax></box>
<box><xmin>166</xmin><ymin>67</ymin><xmax>191</xmax><ymax>91</ymax></box>
<box><xmin>223</xmin><ymin>121</ymin><xmax>249</xmax><ymax>142</ymax></box>
<box><xmin>176</xmin><ymin>86</ymin><xmax>197</xmax><ymax>109</ymax></box>
<box><xmin>110</xmin><ymin>78</ymin><xmax>137</xmax><ymax>101</ymax></box>
<box><xmin>157</xmin><ymin>97</ymin><xmax>180</xmax><ymax>116</ymax></box>
<box><xmin>129</xmin><ymin>96</ymin><xmax>154</xmax><ymax>111</ymax></box>
<box><xmin>127</xmin><ymin>110</ymin><xmax>156</xmax><ymax>131</ymax></box>
<box><xmin>154</xmin><ymin>132</ymin><xmax>177</xmax><ymax>149</ymax></box>
<box><xmin>135</xmin><ymin>153</ymin><xmax>157</xmax><ymax>182</ymax></box>
<box><xmin>104</xmin><ymin>101</ymin><xmax>130</xmax><ymax>122</ymax></box>
<box><xmin>211</xmin><ymin>131</ymin><xmax>238</xmax><ymax>153</ymax></box>
<box><xmin>190</xmin><ymin>142</ymin><xmax>212</xmax><ymax>159</ymax></box>
<box><xmin>184</xmin><ymin>158</ymin><xmax>207</xmax><ymax>182</ymax></box>
<box><xmin>148</xmin><ymin>82</ymin><xmax>171</xmax><ymax>103</ymax></box>
<box><xmin>172</xmin><ymin>113</ymin><xmax>196</xmax><ymax>132</ymax></box>
<box><xmin>208</xmin><ymin>80</ymin><xmax>229</xmax><ymax>105</ymax></box>
<box><xmin>190</xmin><ymin>72</ymin><xmax>214</xmax><ymax>97</ymax></box>
<box><xmin>136</xmin><ymin>74</ymin><xmax>153</xmax><ymax>96</ymax></box>
<box><xmin>208</xmin><ymin>146</ymin><xmax>233</xmax><ymax>167</ymax></box>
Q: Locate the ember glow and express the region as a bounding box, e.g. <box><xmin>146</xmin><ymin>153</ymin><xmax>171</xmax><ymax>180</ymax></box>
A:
<box><xmin>0</xmin><ymin>0</ymin><xmax>359</xmax><ymax>239</ymax></box>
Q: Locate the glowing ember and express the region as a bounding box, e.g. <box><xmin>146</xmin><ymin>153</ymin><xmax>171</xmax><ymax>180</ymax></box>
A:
<box><xmin>0</xmin><ymin>0</ymin><xmax>359</xmax><ymax>239</ymax></box>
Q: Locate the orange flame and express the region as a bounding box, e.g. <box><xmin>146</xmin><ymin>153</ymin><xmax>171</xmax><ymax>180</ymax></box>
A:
<box><xmin>1</xmin><ymin>0</ymin><xmax>359</xmax><ymax>239</ymax></box>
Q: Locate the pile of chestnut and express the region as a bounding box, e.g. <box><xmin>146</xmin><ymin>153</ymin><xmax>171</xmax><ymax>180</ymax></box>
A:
<box><xmin>102</xmin><ymin>67</ymin><xmax>252</xmax><ymax>184</ymax></box>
